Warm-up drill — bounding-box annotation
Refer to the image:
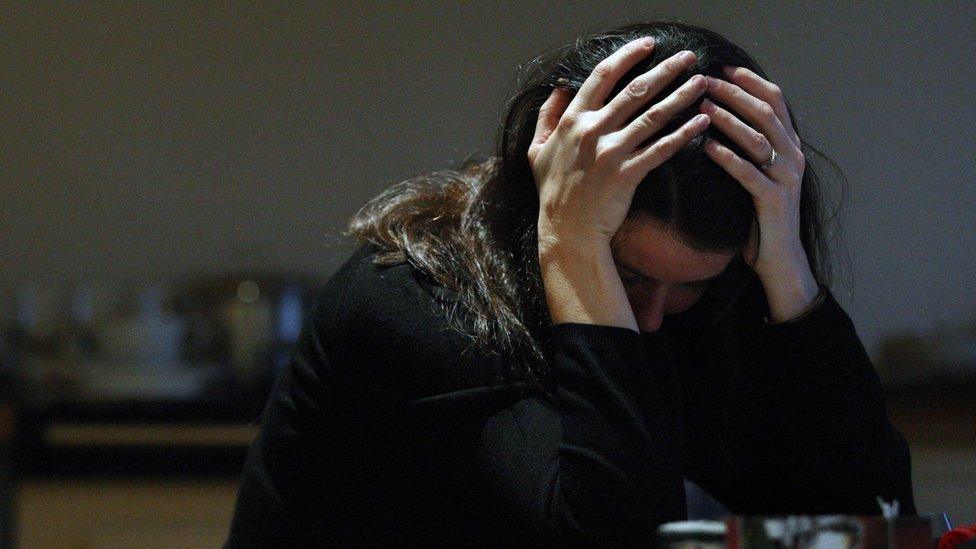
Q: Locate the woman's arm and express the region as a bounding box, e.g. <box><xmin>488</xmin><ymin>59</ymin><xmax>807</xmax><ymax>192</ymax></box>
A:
<box><xmin>474</xmin><ymin>321</ymin><xmax>688</xmax><ymax>545</ymax></box>
<box><xmin>516</xmin><ymin>37</ymin><xmax>707</xmax><ymax>539</ymax></box>
<box><xmin>224</xmin><ymin>245</ymin><xmax>694</xmax><ymax>546</ymax></box>
<box><xmin>682</xmin><ymin>284</ymin><xmax>917</xmax><ymax>516</ymax></box>
<box><xmin>692</xmin><ymin>63</ymin><xmax>915</xmax><ymax>513</ymax></box>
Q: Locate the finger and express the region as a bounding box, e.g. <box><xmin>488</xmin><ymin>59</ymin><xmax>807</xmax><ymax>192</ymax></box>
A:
<box><xmin>699</xmin><ymin>97</ymin><xmax>781</xmax><ymax>171</ymax></box>
<box><xmin>532</xmin><ymin>85</ymin><xmax>573</xmax><ymax>147</ymax></box>
<box><xmin>625</xmin><ymin>113</ymin><xmax>710</xmax><ymax>176</ymax></box>
<box><xmin>703</xmin><ymin>137</ymin><xmax>774</xmax><ymax>197</ymax></box>
<box><xmin>721</xmin><ymin>65</ymin><xmax>801</xmax><ymax>148</ymax></box>
<box><xmin>618</xmin><ymin>72</ymin><xmax>706</xmax><ymax>152</ymax></box>
<box><xmin>568</xmin><ymin>36</ymin><xmax>655</xmax><ymax>117</ymax></box>
<box><xmin>600</xmin><ymin>49</ymin><xmax>700</xmax><ymax>132</ymax></box>
<box><xmin>704</xmin><ymin>75</ymin><xmax>798</xmax><ymax>162</ymax></box>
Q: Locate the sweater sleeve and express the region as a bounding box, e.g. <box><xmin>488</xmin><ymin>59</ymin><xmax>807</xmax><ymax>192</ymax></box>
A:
<box><xmin>714</xmin><ymin>285</ymin><xmax>917</xmax><ymax>516</ymax></box>
<box><xmin>226</xmin><ymin>320</ymin><xmax>689</xmax><ymax>547</ymax></box>
<box><xmin>475</xmin><ymin>322</ymin><xmax>687</xmax><ymax>546</ymax></box>
<box><xmin>225</xmin><ymin>246</ymin><xmax>692</xmax><ymax>546</ymax></box>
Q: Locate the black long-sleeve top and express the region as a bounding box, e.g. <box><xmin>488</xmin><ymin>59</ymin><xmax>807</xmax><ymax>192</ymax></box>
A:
<box><xmin>224</xmin><ymin>241</ymin><xmax>916</xmax><ymax>547</ymax></box>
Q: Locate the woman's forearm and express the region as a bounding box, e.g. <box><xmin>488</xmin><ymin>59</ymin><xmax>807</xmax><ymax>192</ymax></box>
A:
<box><xmin>539</xmin><ymin>242</ymin><xmax>639</xmax><ymax>331</ymax></box>
<box><xmin>730</xmin><ymin>286</ymin><xmax>917</xmax><ymax>514</ymax></box>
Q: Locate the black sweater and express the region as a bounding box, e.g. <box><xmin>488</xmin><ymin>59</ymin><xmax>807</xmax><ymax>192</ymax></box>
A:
<box><xmin>224</xmin><ymin>241</ymin><xmax>916</xmax><ymax>547</ymax></box>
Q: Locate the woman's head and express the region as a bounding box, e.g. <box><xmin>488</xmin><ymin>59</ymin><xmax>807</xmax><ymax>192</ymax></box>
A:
<box><xmin>485</xmin><ymin>20</ymin><xmax>839</xmax><ymax>328</ymax></box>
<box><xmin>347</xmin><ymin>20</ymin><xmax>846</xmax><ymax>398</ymax></box>
<box><xmin>514</xmin><ymin>22</ymin><xmax>761</xmax><ymax>253</ymax></box>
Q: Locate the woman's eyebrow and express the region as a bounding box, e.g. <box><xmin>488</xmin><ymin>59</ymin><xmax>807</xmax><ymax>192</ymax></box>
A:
<box><xmin>619</xmin><ymin>260</ymin><xmax>725</xmax><ymax>285</ymax></box>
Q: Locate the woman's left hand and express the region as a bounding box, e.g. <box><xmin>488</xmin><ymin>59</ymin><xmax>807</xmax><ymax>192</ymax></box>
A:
<box><xmin>699</xmin><ymin>65</ymin><xmax>822</xmax><ymax>323</ymax></box>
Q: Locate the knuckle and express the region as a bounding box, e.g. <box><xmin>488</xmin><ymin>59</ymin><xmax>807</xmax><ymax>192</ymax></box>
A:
<box><xmin>557</xmin><ymin>111</ymin><xmax>578</xmax><ymax>131</ymax></box>
<box><xmin>640</xmin><ymin>149</ymin><xmax>664</xmax><ymax>172</ymax></box>
<box><xmin>645</xmin><ymin>143</ymin><xmax>666</xmax><ymax>163</ymax></box>
<box><xmin>592</xmin><ymin>60</ymin><xmax>613</xmax><ymax>79</ymax></box>
<box><xmin>768</xmin><ymin>83</ymin><xmax>783</xmax><ymax>98</ymax></box>
<box><xmin>759</xmin><ymin>102</ymin><xmax>777</xmax><ymax>122</ymax></box>
<box><xmin>712</xmin><ymin>140</ymin><xmax>732</xmax><ymax>159</ymax></box>
<box><xmin>643</xmin><ymin>106</ymin><xmax>667</xmax><ymax>128</ymax></box>
<box><xmin>576</xmin><ymin>119</ymin><xmax>602</xmax><ymax>141</ymax></box>
<box><xmin>626</xmin><ymin>78</ymin><xmax>648</xmax><ymax>98</ymax></box>
<box><xmin>683</xmin><ymin>119</ymin><xmax>702</xmax><ymax>136</ymax></box>
<box><xmin>752</xmin><ymin>131</ymin><xmax>769</xmax><ymax>150</ymax></box>
<box><xmin>678</xmin><ymin>83</ymin><xmax>699</xmax><ymax>102</ymax></box>
<box><xmin>635</xmin><ymin>144</ymin><xmax>662</xmax><ymax>168</ymax></box>
<box><xmin>593</xmin><ymin>144</ymin><xmax>617</xmax><ymax>165</ymax></box>
<box><xmin>655</xmin><ymin>133</ymin><xmax>678</xmax><ymax>153</ymax></box>
<box><xmin>729</xmin><ymin>85</ymin><xmax>745</xmax><ymax>101</ymax></box>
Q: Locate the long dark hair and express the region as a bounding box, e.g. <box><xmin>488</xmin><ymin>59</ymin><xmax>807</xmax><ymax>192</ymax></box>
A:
<box><xmin>345</xmin><ymin>20</ymin><xmax>851</xmax><ymax>404</ymax></box>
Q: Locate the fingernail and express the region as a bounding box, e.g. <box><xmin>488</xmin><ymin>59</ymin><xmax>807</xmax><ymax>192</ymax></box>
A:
<box><xmin>555</xmin><ymin>77</ymin><xmax>570</xmax><ymax>87</ymax></box>
<box><xmin>721</xmin><ymin>65</ymin><xmax>736</xmax><ymax>77</ymax></box>
<box><xmin>700</xmin><ymin>98</ymin><xmax>716</xmax><ymax>112</ymax></box>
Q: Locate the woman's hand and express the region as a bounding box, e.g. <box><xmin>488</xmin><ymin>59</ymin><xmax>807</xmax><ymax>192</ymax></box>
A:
<box><xmin>527</xmin><ymin>36</ymin><xmax>711</xmax><ymax>330</ymax></box>
<box><xmin>528</xmin><ymin>36</ymin><xmax>711</xmax><ymax>257</ymax></box>
<box><xmin>699</xmin><ymin>66</ymin><xmax>820</xmax><ymax>322</ymax></box>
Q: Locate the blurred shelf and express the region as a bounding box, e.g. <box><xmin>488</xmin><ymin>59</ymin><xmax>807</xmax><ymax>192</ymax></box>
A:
<box><xmin>8</xmin><ymin>382</ymin><xmax>271</xmax><ymax>479</ymax></box>
<box><xmin>43</xmin><ymin>422</ymin><xmax>259</xmax><ymax>447</ymax></box>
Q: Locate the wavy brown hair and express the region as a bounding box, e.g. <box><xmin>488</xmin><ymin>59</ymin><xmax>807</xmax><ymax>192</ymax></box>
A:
<box><xmin>344</xmin><ymin>20</ymin><xmax>851</xmax><ymax>404</ymax></box>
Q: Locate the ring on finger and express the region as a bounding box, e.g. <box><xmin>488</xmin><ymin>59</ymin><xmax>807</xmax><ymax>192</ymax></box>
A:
<box><xmin>759</xmin><ymin>148</ymin><xmax>777</xmax><ymax>170</ymax></box>
<box><xmin>702</xmin><ymin>99</ymin><xmax>776</xmax><ymax>168</ymax></box>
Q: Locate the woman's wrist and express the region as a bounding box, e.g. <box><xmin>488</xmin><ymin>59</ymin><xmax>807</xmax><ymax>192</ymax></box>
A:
<box><xmin>764</xmin><ymin>284</ymin><xmax>827</xmax><ymax>326</ymax></box>
<box><xmin>539</xmin><ymin>241</ymin><xmax>639</xmax><ymax>331</ymax></box>
<box><xmin>756</xmin><ymin>254</ymin><xmax>821</xmax><ymax>324</ymax></box>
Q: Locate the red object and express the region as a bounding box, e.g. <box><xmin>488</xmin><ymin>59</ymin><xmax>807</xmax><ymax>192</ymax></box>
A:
<box><xmin>940</xmin><ymin>523</ymin><xmax>976</xmax><ymax>549</ymax></box>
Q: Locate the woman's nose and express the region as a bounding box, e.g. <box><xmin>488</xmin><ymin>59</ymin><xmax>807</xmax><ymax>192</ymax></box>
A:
<box><xmin>635</xmin><ymin>286</ymin><xmax>668</xmax><ymax>333</ymax></box>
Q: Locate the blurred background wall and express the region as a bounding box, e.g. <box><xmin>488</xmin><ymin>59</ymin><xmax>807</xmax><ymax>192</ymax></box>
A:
<box><xmin>2</xmin><ymin>2</ymin><xmax>974</xmax><ymax>547</ymax></box>
<box><xmin>3</xmin><ymin>1</ymin><xmax>974</xmax><ymax>358</ymax></box>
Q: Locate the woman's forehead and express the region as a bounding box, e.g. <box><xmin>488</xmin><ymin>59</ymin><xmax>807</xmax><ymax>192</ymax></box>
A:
<box><xmin>611</xmin><ymin>218</ymin><xmax>735</xmax><ymax>283</ymax></box>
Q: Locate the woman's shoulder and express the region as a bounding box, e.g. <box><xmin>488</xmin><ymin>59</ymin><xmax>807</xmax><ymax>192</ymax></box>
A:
<box><xmin>305</xmin><ymin>240</ymin><xmax>508</xmax><ymax>404</ymax></box>
<box><xmin>311</xmin><ymin>240</ymin><xmax>457</xmax><ymax>344</ymax></box>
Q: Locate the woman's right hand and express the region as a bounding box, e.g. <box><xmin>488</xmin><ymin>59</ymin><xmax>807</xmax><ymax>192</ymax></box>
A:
<box><xmin>529</xmin><ymin>36</ymin><xmax>710</xmax><ymax>257</ymax></box>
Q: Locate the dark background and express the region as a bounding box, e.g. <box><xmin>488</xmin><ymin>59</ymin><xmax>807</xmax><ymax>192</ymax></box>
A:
<box><xmin>2</xmin><ymin>2</ymin><xmax>973</xmax><ymax>546</ymax></box>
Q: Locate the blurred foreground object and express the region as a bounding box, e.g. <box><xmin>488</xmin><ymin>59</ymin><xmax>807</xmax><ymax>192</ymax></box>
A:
<box><xmin>658</xmin><ymin>513</ymin><xmax>945</xmax><ymax>548</ymax></box>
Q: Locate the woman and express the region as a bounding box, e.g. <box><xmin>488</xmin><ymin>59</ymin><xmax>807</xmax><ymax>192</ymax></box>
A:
<box><xmin>225</xmin><ymin>20</ymin><xmax>916</xmax><ymax>546</ymax></box>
